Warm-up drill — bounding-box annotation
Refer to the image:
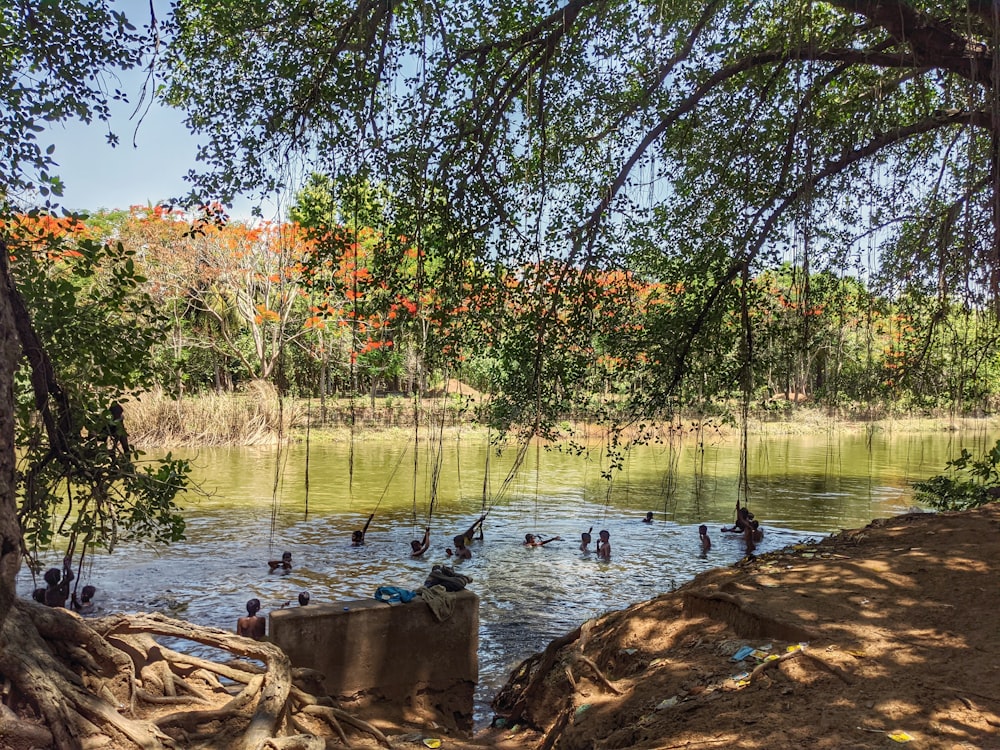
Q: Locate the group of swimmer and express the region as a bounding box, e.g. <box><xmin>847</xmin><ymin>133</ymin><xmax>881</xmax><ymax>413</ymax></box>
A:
<box><xmin>30</xmin><ymin>556</ymin><xmax>98</xmax><ymax>614</ymax></box>
<box><xmin>266</xmin><ymin>501</ymin><xmax>762</xmax><ymax>575</ymax></box>
<box><xmin>243</xmin><ymin>501</ymin><xmax>761</xmax><ymax>641</ymax></box>
<box><xmin>719</xmin><ymin>499</ymin><xmax>765</xmax><ymax>554</ymax></box>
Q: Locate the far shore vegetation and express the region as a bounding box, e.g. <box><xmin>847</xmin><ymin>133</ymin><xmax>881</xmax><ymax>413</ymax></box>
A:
<box><xmin>124</xmin><ymin>382</ymin><xmax>1000</xmax><ymax>448</ymax></box>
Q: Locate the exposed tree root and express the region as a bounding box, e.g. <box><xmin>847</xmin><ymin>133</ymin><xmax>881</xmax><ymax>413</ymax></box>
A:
<box><xmin>0</xmin><ymin>600</ymin><xmax>397</xmax><ymax>750</ymax></box>
<box><xmin>493</xmin><ymin>617</ymin><xmax>608</xmax><ymax>739</ymax></box>
<box><xmin>567</xmin><ymin>654</ymin><xmax>622</xmax><ymax>696</ymax></box>
<box><xmin>492</xmin><ymin>623</ymin><xmax>584</xmax><ymax>728</ymax></box>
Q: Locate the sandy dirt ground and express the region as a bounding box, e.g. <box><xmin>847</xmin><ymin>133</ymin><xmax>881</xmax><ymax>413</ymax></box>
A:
<box><xmin>382</xmin><ymin>503</ymin><xmax>1000</xmax><ymax>750</ymax></box>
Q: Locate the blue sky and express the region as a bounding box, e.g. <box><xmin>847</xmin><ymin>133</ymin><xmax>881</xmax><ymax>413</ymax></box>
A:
<box><xmin>45</xmin><ymin>89</ymin><xmax>274</xmax><ymax>221</ymax></box>
<box><xmin>45</xmin><ymin>92</ymin><xmax>202</xmax><ymax>215</ymax></box>
<box><xmin>36</xmin><ymin>0</ymin><xmax>230</xmax><ymax>218</ymax></box>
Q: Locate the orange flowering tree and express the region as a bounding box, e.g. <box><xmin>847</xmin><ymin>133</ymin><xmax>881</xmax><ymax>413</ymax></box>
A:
<box><xmin>289</xmin><ymin>175</ymin><xmax>484</xmax><ymax>399</ymax></box>
<box><xmin>113</xmin><ymin>206</ymin><xmax>330</xmax><ymax>386</ymax></box>
<box><xmin>459</xmin><ymin>259</ymin><xmax>651</xmax><ymax>437</ymax></box>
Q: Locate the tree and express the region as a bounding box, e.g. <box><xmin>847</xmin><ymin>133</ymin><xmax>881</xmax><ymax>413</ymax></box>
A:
<box><xmin>165</xmin><ymin>0</ymin><xmax>1000</xmax><ymax>424</ymax></box>
<box><xmin>1</xmin><ymin>0</ymin><xmax>152</xmax><ymax>626</ymax></box>
<box><xmin>0</xmin><ymin>4</ymin><xmax>391</xmax><ymax>747</ymax></box>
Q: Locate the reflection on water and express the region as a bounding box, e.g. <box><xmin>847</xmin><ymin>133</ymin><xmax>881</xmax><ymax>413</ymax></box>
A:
<box><xmin>18</xmin><ymin>427</ymin><xmax>996</xmax><ymax>722</ymax></box>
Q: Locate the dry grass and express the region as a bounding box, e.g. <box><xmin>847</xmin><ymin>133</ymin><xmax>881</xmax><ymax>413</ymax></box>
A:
<box><xmin>125</xmin><ymin>382</ymin><xmax>304</xmax><ymax>447</ymax></box>
<box><xmin>121</xmin><ymin>388</ymin><xmax>1000</xmax><ymax>448</ymax></box>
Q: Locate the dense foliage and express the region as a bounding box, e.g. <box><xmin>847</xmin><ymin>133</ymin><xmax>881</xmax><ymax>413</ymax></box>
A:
<box><xmin>157</xmin><ymin>0</ymin><xmax>1000</xmax><ymax>432</ymax></box>
<box><xmin>1</xmin><ymin>0</ymin><xmax>149</xmax><ymax>203</ymax></box>
<box><xmin>0</xmin><ymin>0</ymin><xmax>191</xmax><ymax>583</ymax></box>
<box><xmin>3</xmin><ymin>215</ymin><xmax>191</xmax><ymax>576</ymax></box>
<box><xmin>49</xmin><ymin>201</ymin><xmax>1000</xmax><ymax>429</ymax></box>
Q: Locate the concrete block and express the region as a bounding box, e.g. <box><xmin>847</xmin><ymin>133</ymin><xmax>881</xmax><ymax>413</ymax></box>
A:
<box><xmin>270</xmin><ymin>589</ymin><xmax>478</xmax><ymax>731</ymax></box>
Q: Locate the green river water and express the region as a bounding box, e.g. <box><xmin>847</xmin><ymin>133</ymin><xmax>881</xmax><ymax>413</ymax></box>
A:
<box><xmin>18</xmin><ymin>425</ymin><xmax>998</xmax><ymax>721</ymax></box>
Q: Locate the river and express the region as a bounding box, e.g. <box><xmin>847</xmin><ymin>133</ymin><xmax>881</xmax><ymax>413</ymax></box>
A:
<box><xmin>17</xmin><ymin>425</ymin><xmax>997</xmax><ymax>721</ymax></box>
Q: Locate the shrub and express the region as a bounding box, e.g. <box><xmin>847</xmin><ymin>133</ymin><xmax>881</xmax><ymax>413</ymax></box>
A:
<box><xmin>913</xmin><ymin>440</ymin><xmax>1000</xmax><ymax>511</ymax></box>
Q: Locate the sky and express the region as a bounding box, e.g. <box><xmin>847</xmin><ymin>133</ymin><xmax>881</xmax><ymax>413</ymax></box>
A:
<box><xmin>34</xmin><ymin>0</ymin><xmax>249</xmax><ymax>219</ymax></box>
<box><xmin>40</xmin><ymin>52</ymin><xmax>274</xmax><ymax>222</ymax></box>
<box><xmin>44</xmin><ymin>91</ymin><xmax>207</xmax><ymax>215</ymax></box>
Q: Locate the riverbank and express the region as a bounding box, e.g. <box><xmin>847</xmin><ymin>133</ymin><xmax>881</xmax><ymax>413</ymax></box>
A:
<box><xmin>379</xmin><ymin>503</ymin><xmax>1000</xmax><ymax>749</ymax></box>
<box><xmin>123</xmin><ymin>386</ymin><xmax>1000</xmax><ymax>447</ymax></box>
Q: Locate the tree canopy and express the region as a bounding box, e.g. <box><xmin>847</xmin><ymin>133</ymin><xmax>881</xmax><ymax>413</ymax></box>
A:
<box><xmin>164</xmin><ymin>0</ymin><xmax>1000</xmax><ymax>423</ymax></box>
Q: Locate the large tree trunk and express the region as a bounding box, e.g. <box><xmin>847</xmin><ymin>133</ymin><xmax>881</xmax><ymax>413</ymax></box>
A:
<box><xmin>0</xmin><ymin>245</ymin><xmax>24</xmax><ymax>634</ymax></box>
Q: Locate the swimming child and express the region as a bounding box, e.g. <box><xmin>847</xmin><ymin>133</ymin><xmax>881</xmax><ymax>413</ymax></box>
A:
<box><xmin>268</xmin><ymin>551</ymin><xmax>292</xmax><ymax>572</ymax></box>
<box><xmin>597</xmin><ymin>530</ymin><xmax>611</xmax><ymax>560</ymax></box>
<box><xmin>298</xmin><ymin>591</ymin><xmax>310</xmax><ymax>606</ymax></box>
<box><xmin>236</xmin><ymin>598</ymin><xmax>267</xmax><ymax>640</ymax></box>
<box><xmin>722</xmin><ymin>500</ymin><xmax>754</xmax><ymax>533</ymax></box>
<box><xmin>462</xmin><ymin>515</ymin><xmax>486</xmax><ymax>544</ymax></box>
<box><xmin>452</xmin><ymin>535</ymin><xmax>472</xmax><ymax>559</ymax></box>
<box><xmin>71</xmin><ymin>585</ymin><xmax>97</xmax><ymax>615</ymax></box>
<box><xmin>743</xmin><ymin>523</ymin><xmax>757</xmax><ymax>554</ymax></box>
<box><xmin>580</xmin><ymin>527</ymin><xmax>593</xmax><ymax>553</ymax></box>
<box><xmin>410</xmin><ymin>527</ymin><xmax>431</xmax><ymax>557</ymax></box>
<box><xmin>699</xmin><ymin>524</ymin><xmax>711</xmax><ymax>553</ymax></box>
<box><xmin>643</xmin><ymin>511</ymin><xmax>654</xmax><ymax>523</ymax></box>
<box><xmin>352</xmin><ymin>513</ymin><xmax>375</xmax><ymax>545</ymax></box>
<box><xmin>524</xmin><ymin>533</ymin><xmax>562</xmax><ymax>547</ymax></box>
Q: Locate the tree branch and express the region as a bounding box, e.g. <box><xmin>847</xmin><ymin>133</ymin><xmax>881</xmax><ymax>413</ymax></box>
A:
<box><xmin>829</xmin><ymin>0</ymin><xmax>991</xmax><ymax>83</ymax></box>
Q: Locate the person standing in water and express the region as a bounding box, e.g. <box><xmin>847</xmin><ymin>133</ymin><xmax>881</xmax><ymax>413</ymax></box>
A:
<box><xmin>43</xmin><ymin>556</ymin><xmax>74</xmax><ymax>608</ymax></box>
<box><xmin>580</xmin><ymin>527</ymin><xmax>593</xmax><ymax>553</ymax></box>
<box><xmin>462</xmin><ymin>515</ymin><xmax>486</xmax><ymax>544</ymax></box>
<box><xmin>699</xmin><ymin>524</ymin><xmax>712</xmax><ymax>553</ymax></box>
<box><xmin>236</xmin><ymin>598</ymin><xmax>266</xmax><ymax>640</ymax></box>
<box><xmin>410</xmin><ymin>527</ymin><xmax>431</xmax><ymax>557</ymax></box>
<box><xmin>596</xmin><ymin>530</ymin><xmax>612</xmax><ymax>560</ymax></box>
<box><xmin>451</xmin><ymin>534</ymin><xmax>472</xmax><ymax>559</ymax></box>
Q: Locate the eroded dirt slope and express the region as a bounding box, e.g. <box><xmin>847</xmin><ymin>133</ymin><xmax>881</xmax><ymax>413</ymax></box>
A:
<box><xmin>468</xmin><ymin>505</ymin><xmax>1000</xmax><ymax>750</ymax></box>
